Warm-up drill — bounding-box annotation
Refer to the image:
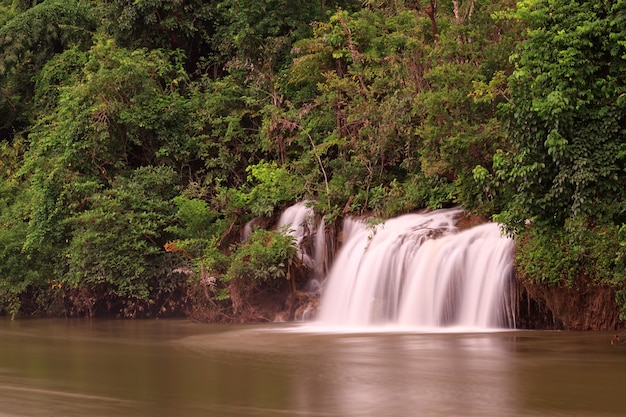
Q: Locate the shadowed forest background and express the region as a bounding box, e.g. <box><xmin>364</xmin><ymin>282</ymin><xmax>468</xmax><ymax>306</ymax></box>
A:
<box><xmin>0</xmin><ymin>0</ymin><xmax>625</xmax><ymax>323</ymax></box>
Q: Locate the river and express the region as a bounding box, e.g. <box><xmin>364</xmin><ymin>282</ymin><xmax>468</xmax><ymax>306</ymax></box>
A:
<box><xmin>0</xmin><ymin>319</ymin><xmax>624</xmax><ymax>417</ymax></box>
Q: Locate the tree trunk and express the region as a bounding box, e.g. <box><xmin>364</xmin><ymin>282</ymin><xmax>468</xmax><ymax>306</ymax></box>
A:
<box><xmin>427</xmin><ymin>0</ymin><xmax>438</xmax><ymax>42</ymax></box>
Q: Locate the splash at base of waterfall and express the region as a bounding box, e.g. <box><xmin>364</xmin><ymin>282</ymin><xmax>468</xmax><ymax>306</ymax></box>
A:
<box><xmin>309</xmin><ymin>208</ymin><xmax>515</xmax><ymax>331</ymax></box>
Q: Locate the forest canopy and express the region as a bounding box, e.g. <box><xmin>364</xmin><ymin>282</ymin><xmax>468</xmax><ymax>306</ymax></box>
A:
<box><xmin>1</xmin><ymin>0</ymin><xmax>625</xmax><ymax>319</ymax></box>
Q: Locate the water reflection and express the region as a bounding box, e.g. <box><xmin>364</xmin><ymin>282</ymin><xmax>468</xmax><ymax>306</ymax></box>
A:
<box><xmin>1</xmin><ymin>320</ymin><xmax>625</xmax><ymax>417</ymax></box>
<box><xmin>290</xmin><ymin>333</ymin><xmax>517</xmax><ymax>417</ymax></box>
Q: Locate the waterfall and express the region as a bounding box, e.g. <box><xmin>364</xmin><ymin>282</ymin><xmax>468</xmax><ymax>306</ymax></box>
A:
<box><xmin>275</xmin><ymin>201</ymin><xmax>333</xmax><ymax>280</ymax></box>
<box><xmin>314</xmin><ymin>208</ymin><xmax>515</xmax><ymax>330</ymax></box>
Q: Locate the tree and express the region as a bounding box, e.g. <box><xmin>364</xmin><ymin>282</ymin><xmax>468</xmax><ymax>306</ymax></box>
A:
<box><xmin>25</xmin><ymin>36</ymin><xmax>197</xmax><ymax>183</ymax></box>
<box><xmin>99</xmin><ymin>0</ymin><xmax>219</xmax><ymax>74</ymax></box>
<box><xmin>0</xmin><ymin>0</ymin><xmax>96</xmax><ymax>141</ymax></box>
<box><xmin>490</xmin><ymin>0</ymin><xmax>626</xmax><ymax>315</ymax></box>
<box><xmin>496</xmin><ymin>0</ymin><xmax>626</xmax><ymax>232</ymax></box>
<box><xmin>64</xmin><ymin>166</ymin><xmax>182</xmax><ymax>317</ymax></box>
<box><xmin>0</xmin><ymin>139</ymin><xmax>47</xmax><ymax>317</ymax></box>
<box><xmin>262</xmin><ymin>2</ymin><xmax>519</xmax><ymax>217</ymax></box>
<box><xmin>10</xmin><ymin>36</ymin><xmax>202</xmax><ymax>316</ymax></box>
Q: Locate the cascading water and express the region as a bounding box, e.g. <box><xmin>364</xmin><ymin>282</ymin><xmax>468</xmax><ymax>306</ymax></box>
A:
<box><xmin>275</xmin><ymin>201</ymin><xmax>317</xmax><ymax>270</ymax></box>
<box><xmin>313</xmin><ymin>208</ymin><xmax>516</xmax><ymax>330</ymax></box>
<box><xmin>274</xmin><ymin>201</ymin><xmax>333</xmax><ymax>283</ymax></box>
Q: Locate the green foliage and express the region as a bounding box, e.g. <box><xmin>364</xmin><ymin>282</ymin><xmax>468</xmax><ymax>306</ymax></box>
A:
<box><xmin>0</xmin><ymin>0</ymin><xmax>18</xmax><ymax>27</ymax></box>
<box><xmin>497</xmin><ymin>0</ymin><xmax>626</xmax><ymax>232</ymax></box>
<box><xmin>0</xmin><ymin>138</ymin><xmax>48</xmax><ymax>316</ymax></box>
<box><xmin>225</xmin><ymin>227</ymin><xmax>297</xmax><ymax>284</ymax></box>
<box><xmin>26</xmin><ymin>36</ymin><xmax>196</xmax><ymax>181</ymax></box>
<box><xmin>414</xmin><ymin>1</ymin><xmax>521</xmax><ymax>215</ymax></box>
<box><xmin>101</xmin><ymin>0</ymin><xmax>216</xmax><ymax>52</ymax></box>
<box><xmin>516</xmin><ymin>218</ymin><xmax>626</xmax><ymax>289</ymax></box>
<box><xmin>64</xmin><ymin>166</ymin><xmax>180</xmax><ymax>310</ymax></box>
<box><xmin>15</xmin><ymin>37</ymin><xmax>200</xmax><ymax>288</ymax></box>
<box><xmin>267</xmin><ymin>2</ymin><xmax>520</xmax><ymax>218</ymax></box>
<box><xmin>220</xmin><ymin>161</ymin><xmax>305</xmax><ymax>217</ymax></box>
<box><xmin>168</xmin><ymin>196</ymin><xmax>222</xmax><ymax>242</ymax></box>
<box><xmin>165</xmin><ymin>195</ymin><xmax>228</xmax><ymax>282</ymax></box>
<box><xmin>493</xmin><ymin>1</ymin><xmax>626</xmax><ymax>317</ymax></box>
<box><xmin>187</xmin><ymin>74</ymin><xmax>266</xmax><ymax>188</ymax></box>
<box><xmin>0</xmin><ymin>0</ymin><xmax>96</xmax><ymax>140</ymax></box>
<box><xmin>244</xmin><ymin>161</ymin><xmax>305</xmax><ymax>216</ymax></box>
<box><xmin>33</xmin><ymin>46</ymin><xmax>88</xmax><ymax>113</ymax></box>
<box><xmin>215</xmin><ymin>0</ymin><xmax>322</xmax><ymax>66</ymax></box>
<box><xmin>1</xmin><ymin>139</ymin><xmax>84</xmax><ymax>317</ymax></box>
<box><xmin>0</xmin><ymin>0</ymin><xmax>95</xmax><ymax>75</ymax></box>
<box><xmin>274</xmin><ymin>8</ymin><xmax>425</xmax><ymax>214</ymax></box>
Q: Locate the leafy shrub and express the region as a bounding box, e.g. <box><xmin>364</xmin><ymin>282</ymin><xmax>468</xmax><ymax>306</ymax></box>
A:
<box><xmin>516</xmin><ymin>217</ymin><xmax>626</xmax><ymax>288</ymax></box>
<box><xmin>226</xmin><ymin>228</ymin><xmax>297</xmax><ymax>284</ymax></box>
<box><xmin>219</xmin><ymin>161</ymin><xmax>305</xmax><ymax>217</ymax></box>
<box><xmin>63</xmin><ymin>166</ymin><xmax>181</xmax><ymax>315</ymax></box>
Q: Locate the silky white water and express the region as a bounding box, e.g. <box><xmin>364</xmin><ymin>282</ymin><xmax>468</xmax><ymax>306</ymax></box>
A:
<box><xmin>313</xmin><ymin>208</ymin><xmax>515</xmax><ymax>330</ymax></box>
<box><xmin>275</xmin><ymin>201</ymin><xmax>332</xmax><ymax>282</ymax></box>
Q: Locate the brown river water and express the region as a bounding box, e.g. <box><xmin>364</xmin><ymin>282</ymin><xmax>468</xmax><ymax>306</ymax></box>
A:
<box><xmin>0</xmin><ymin>319</ymin><xmax>625</xmax><ymax>417</ymax></box>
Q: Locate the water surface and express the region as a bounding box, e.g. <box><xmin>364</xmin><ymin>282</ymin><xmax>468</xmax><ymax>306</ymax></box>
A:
<box><xmin>0</xmin><ymin>319</ymin><xmax>624</xmax><ymax>417</ymax></box>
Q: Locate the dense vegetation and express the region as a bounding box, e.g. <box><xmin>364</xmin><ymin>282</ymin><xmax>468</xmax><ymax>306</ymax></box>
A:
<box><xmin>0</xmin><ymin>0</ymin><xmax>625</xmax><ymax>320</ymax></box>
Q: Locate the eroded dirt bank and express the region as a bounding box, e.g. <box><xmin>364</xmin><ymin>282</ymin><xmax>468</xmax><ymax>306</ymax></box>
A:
<box><xmin>514</xmin><ymin>279</ymin><xmax>625</xmax><ymax>331</ymax></box>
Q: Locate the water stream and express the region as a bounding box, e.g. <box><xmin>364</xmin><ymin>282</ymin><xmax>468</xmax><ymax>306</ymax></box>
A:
<box><xmin>0</xmin><ymin>319</ymin><xmax>624</xmax><ymax>417</ymax></box>
<box><xmin>276</xmin><ymin>205</ymin><xmax>516</xmax><ymax>330</ymax></box>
